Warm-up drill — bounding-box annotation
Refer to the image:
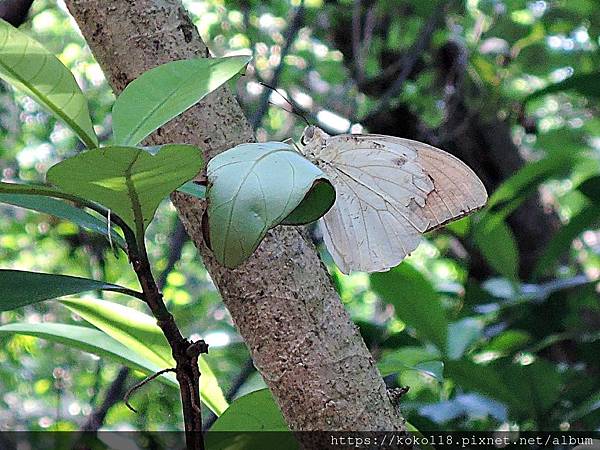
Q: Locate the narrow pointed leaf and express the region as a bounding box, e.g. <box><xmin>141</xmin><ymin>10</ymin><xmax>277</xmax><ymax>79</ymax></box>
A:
<box><xmin>207</xmin><ymin>142</ymin><xmax>335</xmax><ymax>268</ymax></box>
<box><xmin>0</xmin><ymin>270</ymin><xmax>135</xmax><ymax>312</ymax></box>
<box><xmin>473</xmin><ymin>216</ymin><xmax>519</xmax><ymax>281</ymax></box>
<box><xmin>112</xmin><ymin>56</ymin><xmax>251</xmax><ymax>146</ymax></box>
<box><xmin>0</xmin><ymin>181</ymin><xmax>70</xmax><ymax>198</ymax></box>
<box><xmin>533</xmin><ymin>206</ymin><xmax>600</xmax><ymax>277</ymax></box>
<box><xmin>0</xmin><ymin>193</ymin><xmax>126</xmax><ymax>249</ymax></box>
<box><xmin>0</xmin><ymin>19</ymin><xmax>97</xmax><ymax>148</ymax></box>
<box><xmin>60</xmin><ymin>298</ymin><xmax>228</xmax><ymax>415</ymax></box>
<box><xmin>0</xmin><ymin>323</ymin><xmax>177</xmax><ymax>387</ymax></box>
<box><xmin>47</xmin><ymin>145</ymin><xmax>203</xmax><ymax>242</ymax></box>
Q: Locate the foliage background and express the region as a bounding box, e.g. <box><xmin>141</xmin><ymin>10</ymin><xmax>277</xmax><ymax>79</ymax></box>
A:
<box><xmin>0</xmin><ymin>0</ymin><xmax>599</xmax><ymax>433</ymax></box>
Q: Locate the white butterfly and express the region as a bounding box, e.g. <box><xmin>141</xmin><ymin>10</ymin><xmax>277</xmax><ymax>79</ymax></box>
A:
<box><xmin>298</xmin><ymin>126</ymin><xmax>488</xmax><ymax>274</ymax></box>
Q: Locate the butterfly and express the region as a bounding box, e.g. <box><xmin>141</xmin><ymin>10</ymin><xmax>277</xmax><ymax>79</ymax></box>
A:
<box><xmin>298</xmin><ymin>125</ymin><xmax>488</xmax><ymax>274</ymax></box>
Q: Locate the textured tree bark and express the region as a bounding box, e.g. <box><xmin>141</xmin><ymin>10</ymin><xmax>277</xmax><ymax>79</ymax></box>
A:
<box><xmin>64</xmin><ymin>0</ymin><xmax>405</xmax><ymax>432</ymax></box>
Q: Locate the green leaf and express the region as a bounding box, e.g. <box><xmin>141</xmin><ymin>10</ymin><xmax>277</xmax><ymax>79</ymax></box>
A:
<box><xmin>177</xmin><ymin>180</ymin><xmax>206</xmax><ymax>199</ymax></box>
<box><xmin>414</xmin><ymin>361</ymin><xmax>444</xmax><ymax>381</ymax></box>
<box><xmin>211</xmin><ymin>389</ymin><xmax>289</xmax><ymax>432</ymax></box>
<box><xmin>527</xmin><ymin>71</ymin><xmax>600</xmax><ymax>101</ymax></box>
<box><xmin>280</xmin><ymin>179</ymin><xmax>336</xmax><ymax>225</ymax></box>
<box><xmin>208</xmin><ymin>389</ymin><xmax>297</xmax><ymax>450</ymax></box>
<box><xmin>473</xmin><ymin>216</ymin><xmax>519</xmax><ymax>281</ymax></box>
<box><xmin>484</xmin><ymin>330</ymin><xmax>531</xmax><ymax>355</ymax></box>
<box><xmin>0</xmin><ymin>270</ymin><xmax>134</xmax><ymax>312</ymax></box>
<box><xmin>487</xmin><ymin>152</ymin><xmax>575</xmax><ymax>212</ymax></box>
<box><xmin>112</xmin><ymin>56</ymin><xmax>251</xmax><ymax>146</ymax></box>
<box><xmin>370</xmin><ymin>263</ymin><xmax>448</xmax><ymax>350</ymax></box>
<box><xmin>47</xmin><ymin>145</ymin><xmax>203</xmax><ymax>243</ymax></box>
<box><xmin>378</xmin><ymin>347</ymin><xmax>444</xmax><ymax>381</ymax></box>
<box><xmin>60</xmin><ymin>297</ymin><xmax>228</xmax><ymax>415</ymax></box>
<box><xmin>206</xmin><ymin>142</ymin><xmax>334</xmax><ymax>268</ymax></box>
<box><xmin>577</xmin><ymin>175</ymin><xmax>600</xmax><ymax>203</ymax></box>
<box><xmin>0</xmin><ymin>193</ymin><xmax>126</xmax><ymax>249</ymax></box>
<box><xmin>0</xmin><ymin>19</ymin><xmax>97</xmax><ymax>148</ymax></box>
<box><xmin>445</xmin><ymin>360</ymin><xmax>521</xmax><ymax>410</ymax></box>
<box><xmin>446</xmin><ymin>317</ymin><xmax>484</xmax><ymax>360</ymax></box>
<box><xmin>0</xmin><ymin>323</ymin><xmax>177</xmax><ymax>387</ymax></box>
<box><xmin>533</xmin><ymin>206</ymin><xmax>600</xmax><ymax>277</ymax></box>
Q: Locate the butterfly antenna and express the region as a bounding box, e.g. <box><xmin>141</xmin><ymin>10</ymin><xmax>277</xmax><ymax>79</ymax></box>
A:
<box><xmin>260</xmin><ymin>81</ymin><xmax>310</xmax><ymax>126</ymax></box>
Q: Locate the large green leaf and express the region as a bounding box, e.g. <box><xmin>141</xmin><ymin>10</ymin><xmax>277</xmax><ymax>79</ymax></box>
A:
<box><xmin>370</xmin><ymin>263</ymin><xmax>448</xmax><ymax>350</ymax></box>
<box><xmin>527</xmin><ymin>71</ymin><xmax>600</xmax><ymax>101</ymax></box>
<box><xmin>210</xmin><ymin>389</ymin><xmax>288</xmax><ymax>431</ymax></box>
<box><xmin>60</xmin><ymin>297</ymin><xmax>228</xmax><ymax>415</ymax></box>
<box><xmin>47</xmin><ymin>145</ymin><xmax>203</xmax><ymax>243</ymax></box>
<box><xmin>487</xmin><ymin>151</ymin><xmax>575</xmax><ymax>212</ymax></box>
<box><xmin>0</xmin><ymin>19</ymin><xmax>97</xmax><ymax>148</ymax></box>
<box><xmin>0</xmin><ymin>270</ymin><xmax>135</xmax><ymax>311</ymax></box>
<box><xmin>0</xmin><ymin>323</ymin><xmax>177</xmax><ymax>387</ymax></box>
<box><xmin>112</xmin><ymin>56</ymin><xmax>251</xmax><ymax>146</ymax></box>
<box><xmin>446</xmin><ymin>359</ymin><xmax>563</xmax><ymax>419</ymax></box>
<box><xmin>0</xmin><ymin>193</ymin><xmax>126</xmax><ymax>249</ymax></box>
<box><xmin>444</xmin><ymin>360</ymin><xmax>521</xmax><ymax>410</ymax></box>
<box><xmin>208</xmin><ymin>389</ymin><xmax>297</xmax><ymax>450</ymax></box>
<box><xmin>206</xmin><ymin>142</ymin><xmax>335</xmax><ymax>268</ymax></box>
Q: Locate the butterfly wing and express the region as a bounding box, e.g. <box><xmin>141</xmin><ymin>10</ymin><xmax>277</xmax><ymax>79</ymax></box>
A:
<box><xmin>409</xmin><ymin>138</ymin><xmax>488</xmax><ymax>232</ymax></box>
<box><xmin>313</xmin><ymin>134</ymin><xmax>487</xmax><ymax>274</ymax></box>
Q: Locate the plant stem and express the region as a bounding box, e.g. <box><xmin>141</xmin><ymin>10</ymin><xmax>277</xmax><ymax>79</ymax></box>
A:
<box><xmin>128</xmin><ymin>235</ymin><xmax>207</xmax><ymax>450</ymax></box>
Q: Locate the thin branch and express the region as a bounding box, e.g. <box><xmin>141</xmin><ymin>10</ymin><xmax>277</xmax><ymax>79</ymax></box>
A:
<box><xmin>128</xmin><ymin>220</ymin><xmax>207</xmax><ymax>450</ymax></box>
<box><xmin>361</xmin><ymin>4</ymin><xmax>377</xmax><ymax>65</ymax></box>
<box><xmin>254</xmin><ymin>73</ymin><xmax>343</xmax><ymax>135</ymax></box>
<box><xmin>157</xmin><ymin>217</ymin><xmax>189</xmax><ymax>289</ymax></box>
<box><xmin>225</xmin><ymin>357</ymin><xmax>256</xmax><ymax>402</ymax></box>
<box><xmin>80</xmin><ymin>213</ymin><xmax>197</xmax><ymax>438</ymax></box>
<box><xmin>251</xmin><ymin>1</ymin><xmax>305</xmax><ymax>130</ymax></box>
<box><xmin>81</xmin><ymin>366</ymin><xmax>130</xmax><ymax>431</ymax></box>
<box><xmin>352</xmin><ymin>0</ymin><xmax>364</xmax><ymax>83</ymax></box>
<box><xmin>124</xmin><ymin>368</ymin><xmax>177</xmax><ymax>413</ymax></box>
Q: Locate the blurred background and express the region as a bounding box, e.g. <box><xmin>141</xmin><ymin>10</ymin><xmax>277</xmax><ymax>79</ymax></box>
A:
<box><xmin>0</xmin><ymin>0</ymin><xmax>599</xmax><ymax>433</ymax></box>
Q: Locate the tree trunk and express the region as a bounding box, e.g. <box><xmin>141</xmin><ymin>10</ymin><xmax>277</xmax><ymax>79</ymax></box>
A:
<box><xmin>64</xmin><ymin>0</ymin><xmax>405</xmax><ymax>432</ymax></box>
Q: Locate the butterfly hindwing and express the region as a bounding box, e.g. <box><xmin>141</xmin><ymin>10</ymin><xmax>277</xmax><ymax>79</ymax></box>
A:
<box><xmin>301</xmin><ymin>128</ymin><xmax>487</xmax><ymax>273</ymax></box>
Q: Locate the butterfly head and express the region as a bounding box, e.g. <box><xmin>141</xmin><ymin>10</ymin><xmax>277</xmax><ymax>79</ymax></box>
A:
<box><xmin>300</xmin><ymin>126</ymin><xmax>329</xmax><ymax>161</ymax></box>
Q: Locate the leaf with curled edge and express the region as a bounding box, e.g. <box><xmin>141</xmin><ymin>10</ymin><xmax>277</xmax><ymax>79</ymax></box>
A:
<box><xmin>205</xmin><ymin>142</ymin><xmax>335</xmax><ymax>268</ymax></box>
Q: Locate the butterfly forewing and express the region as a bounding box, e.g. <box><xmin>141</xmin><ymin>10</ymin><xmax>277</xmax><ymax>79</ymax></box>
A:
<box><xmin>413</xmin><ymin>140</ymin><xmax>488</xmax><ymax>232</ymax></box>
<box><xmin>301</xmin><ymin>128</ymin><xmax>487</xmax><ymax>274</ymax></box>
